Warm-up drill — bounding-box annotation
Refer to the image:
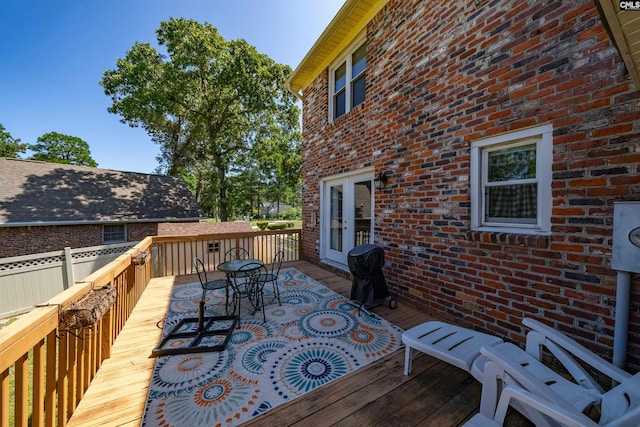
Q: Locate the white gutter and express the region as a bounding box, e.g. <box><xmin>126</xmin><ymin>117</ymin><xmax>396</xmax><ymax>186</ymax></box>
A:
<box><xmin>286</xmin><ymin>81</ymin><xmax>302</xmax><ymax>100</ymax></box>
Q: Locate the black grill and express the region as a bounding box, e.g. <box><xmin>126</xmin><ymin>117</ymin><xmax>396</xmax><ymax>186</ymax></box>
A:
<box><xmin>347</xmin><ymin>244</ymin><xmax>396</xmax><ymax>311</ymax></box>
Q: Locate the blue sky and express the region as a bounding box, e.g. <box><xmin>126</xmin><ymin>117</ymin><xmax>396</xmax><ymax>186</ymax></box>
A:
<box><xmin>0</xmin><ymin>0</ymin><xmax>344</xmax><ymax>173</ymax></box>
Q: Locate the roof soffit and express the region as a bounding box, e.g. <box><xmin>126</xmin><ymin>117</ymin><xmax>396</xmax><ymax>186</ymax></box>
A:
<box><xmin>289</xmin><ymin>0</ymin><xmax>640</xmax><ymax>95</ymax></box>
<box><xmin>596</xmin><ymin>0</ymin><xmax>640</xmax><ymax>90</ymax></box>
<box><xmin>287</xmin><ymin>0</ymin><xmax>389</xmax><ymax>94</ymax></box>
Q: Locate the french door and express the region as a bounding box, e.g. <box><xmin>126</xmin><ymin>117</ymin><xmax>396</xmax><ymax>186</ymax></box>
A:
<box><xmin>322</xmin><ymin>172</ymin><xmax>374</xmax><ymax>267</ymax></box>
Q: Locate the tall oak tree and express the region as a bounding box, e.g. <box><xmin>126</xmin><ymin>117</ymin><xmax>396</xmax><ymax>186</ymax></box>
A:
<box><xmin>101</xmin><ymin>18</ymin><xmax>300</xmax><ymax>221</ymax></box>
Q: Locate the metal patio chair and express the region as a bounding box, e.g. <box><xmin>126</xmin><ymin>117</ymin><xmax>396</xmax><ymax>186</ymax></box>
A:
<box><xmin>228</xmin><ymin>261</ymin><xmax>269</xmax><ymax>322</ymax></box>
<box><xmin>224</xmin><ymin>247</ymin><xmax>250</xmax><ymax>262</ymax></box>
<box><xmin>194</xmin><ymin>257</ymin><xmax>229</xmax><ymax>315</ymax></box>
<box><xmin>257</xmin><ymin>250</ymin><xmax>283</xmax><ymax>305</ymax></box>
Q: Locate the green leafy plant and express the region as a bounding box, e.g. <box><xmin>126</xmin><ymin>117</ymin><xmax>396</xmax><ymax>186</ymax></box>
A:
<box><xmin>280</xmin><ymin>207</ymin><xmax>301</xmax><ymax>220</ymax></box>
<box><xmin>267</xmin><ymin>223</ymin><xmax>287</xmax><ymax>230</ymax></box>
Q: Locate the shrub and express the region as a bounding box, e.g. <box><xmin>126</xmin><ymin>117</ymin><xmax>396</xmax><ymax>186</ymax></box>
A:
<box><xmin>267</xmin><ymin>223</ymin><xmax>288</xmax><ymax>230</ymax></box>
<box><xmin>256</xmin><ymin>221</ymin><xmax>269</xmax><ymax>230</ymax></box>
<box><xmin>281</xmin><ymin>207</ymin><xmax>301</xmax><ymax>220</ymax></box>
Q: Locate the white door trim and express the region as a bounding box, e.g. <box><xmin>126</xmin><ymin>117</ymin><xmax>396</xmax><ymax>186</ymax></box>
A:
<box><xmin>320</xmin><ymin>168</ymin><xmax>374</xmax><ymax>269</ymax></box>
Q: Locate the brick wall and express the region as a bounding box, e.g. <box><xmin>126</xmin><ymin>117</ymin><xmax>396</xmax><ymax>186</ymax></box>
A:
<box><xmin>301</xmin><ymin>0</ymin><xmax>640</xmax><ymax>370</ymax></box>
<box><xmin>0</xmin><ymin>222</ymin><xmax>159</xmax><ymax>258</ymax></box>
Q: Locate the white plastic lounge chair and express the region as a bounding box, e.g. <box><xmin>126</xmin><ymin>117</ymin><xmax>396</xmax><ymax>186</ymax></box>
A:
<box><xmin>402</xmin><ymin>321</ymin><xmax>503</xmax><ymax>380</ymax></box>
<box><xmin>475</xmin><ymin>334</ymin><xmax>640</xmax><ymax>426</ymax></box>
<box><xmin>402</xmin><ymin>320</ymin><xmax>591</xmax><ymax>389</ymax></box>
<box><xmin>522</xmin><ymin>317</ymin><xmax>631</xmax><ymax>390</ymax></box>
<box><xmin>464</xmin><ymin>356</ymin><xmax>640</xmax><ymax>426</ymax></box>
<box><xmin>462</xmin><ymin>385</ymin><xmax>600</xmax><ymax>427</ymax></box>
<box><xmin>403</xmin><ymin>318</ymin><xmax>637</xmax><ymax>424</ymax></box>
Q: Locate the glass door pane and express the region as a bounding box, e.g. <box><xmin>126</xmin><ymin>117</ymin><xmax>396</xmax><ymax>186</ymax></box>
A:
<box><xmin>330</xmin><ymin>185</ymin><xmax>343</xmax><ymax>252</ymax></box>
<box><xmin>353</xmin><ymin>180</ymin><xmax>372</xmax><ymax>246</ymax></box>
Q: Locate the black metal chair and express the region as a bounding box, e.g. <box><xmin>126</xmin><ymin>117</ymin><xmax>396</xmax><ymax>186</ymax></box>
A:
<box><xmin>224</xmin><ymin>247</ymin><xmax>250</xmax><ymax>262</ymax></box>
<box><xmin>257</xmin><ymin>250</ymin><xmax>284</xmax><ymax>305</ymax></box>
<box><xmin>228</xmin><ymin>262</ymin><xmax>268</xmax><ymax>322</ymax></box>
<box><xmin>194</xmin><ymin>257</ymin><xmax>229</xmax><ymax>316</ymax></box>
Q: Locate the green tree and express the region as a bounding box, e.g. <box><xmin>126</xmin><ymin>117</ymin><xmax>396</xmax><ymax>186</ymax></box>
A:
<box><xmin>30</xmin><ymin>132</ymin><xmax>98</xmax><ymax>167</ymax></box>
<box><xmin>252</xmin><ymin>133</ymin><xmax>301</xmax><ymax>217</ymax></box>
<box><xmin>101</xmin><ymin>18</ymin><xmax>300</xmax><ymax>221</ymax></box>
<box><xmin>0</xmin><ymin>123</ymin><xmax>27</xmax><ymax>158</ymax></box>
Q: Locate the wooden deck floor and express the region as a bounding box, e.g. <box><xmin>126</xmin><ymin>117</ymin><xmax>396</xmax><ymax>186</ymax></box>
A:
<box><xmin>68</xmin><ymin>261</ymin><xmax>529</xmax><ymax>427</ymax></box>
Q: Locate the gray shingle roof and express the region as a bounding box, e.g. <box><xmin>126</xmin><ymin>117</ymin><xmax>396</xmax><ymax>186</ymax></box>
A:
<box><xmin>157</xmin><ymin>221</ymin><xmax>254</xmax><ymax>236</ymax></box>
<box><xmin>0</xmin><ymin>158</ymin><xmax>205</xmax><ymax>225</ymax></box>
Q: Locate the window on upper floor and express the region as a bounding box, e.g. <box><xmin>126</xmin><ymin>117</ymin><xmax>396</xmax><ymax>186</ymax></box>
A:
<box><xmin>103</xmin><ymin>224</ymin><xmax>127</xmax><ymax>244</ymax></box>
<box><xmin>330</xmin><ymin>40</ymin><xmax>366</xmax><ymax>121</ymax></box>
<box><xmin>470</xmin><ymin>124</ymin><xmax>553</xmax><ymax>234</ymax></box>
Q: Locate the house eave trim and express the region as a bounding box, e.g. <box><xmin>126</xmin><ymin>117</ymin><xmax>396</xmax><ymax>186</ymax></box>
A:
<box><xmin>286</xmin><ymin>0</ymin><xmax>389</xmax><ymax>95</ymax></box>
<box><xmin>596</xmin><ymin>0</ymin><xmax>640</xmax><ymax>91</ymax></box>
<box><xmin>0</xmin><ymin>217</ymin><xmax>206</xmax><ymax>228</ymax></box>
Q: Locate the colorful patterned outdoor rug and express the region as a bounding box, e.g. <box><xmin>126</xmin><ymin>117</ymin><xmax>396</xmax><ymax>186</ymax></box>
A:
<box><xmin>141</xmin><ymin>267</ymin><xmax>403</xmax><ymax>426</ymax></box>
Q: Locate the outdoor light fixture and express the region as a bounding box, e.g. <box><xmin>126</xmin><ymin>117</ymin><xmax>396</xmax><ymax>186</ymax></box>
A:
<box><xmin>374</xmin><ymin>171</ymin><xmax>388</xmax><ymax>190</ymax></box>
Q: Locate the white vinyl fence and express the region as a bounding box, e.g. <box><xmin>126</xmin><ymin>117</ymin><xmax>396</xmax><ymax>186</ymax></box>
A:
<box><xmin>0</xmin><ymin>242</ymin><xmax>135</xmax><ymax>319</ymax></box>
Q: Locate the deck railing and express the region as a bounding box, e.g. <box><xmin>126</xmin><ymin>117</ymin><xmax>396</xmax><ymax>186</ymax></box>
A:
<box><xmin>0</xmin><ymin>229</ymin><xmax>301</xmax><ymax>427</ymax></box>
<box><xmin>151</xmin><ymin>229</ymin><xmax>301</xmax><ymax>277</ymax></box>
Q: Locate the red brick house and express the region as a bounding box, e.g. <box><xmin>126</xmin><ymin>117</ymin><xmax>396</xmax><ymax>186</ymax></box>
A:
<box><xmin>0</xmin><ymin>158</ymin><xmax>204</xmax><ymax>257</ymax></box>
<box><xmin>288</xmin><ymin>0</ymin><xmax>640</xmax><ymax>370</ymax></box>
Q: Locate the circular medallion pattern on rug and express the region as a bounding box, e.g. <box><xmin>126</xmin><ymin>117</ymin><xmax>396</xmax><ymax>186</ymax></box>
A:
<box><xmin>325</xmin><ymin>296</ymin><xmax>359</xmax><ymax>313</ymax></box>
<box><xmin>264</xmin><ymin>304</ymin><xmax>311</xmax><ymax>322</ymax></box>
<box><xmin>279</xmin><ymin>289</ymin><xmax>320</xmax><ymax>306</ymax></box>
<box><xmin>229</xmin><ymin>321</ymin><xmax>273</xmax><ymax>346</ymax></box>
<box><xmin>170</xmin><ymin>285</ymin><xmax>202</xmax><ymax>301</ymax></box>
<box><xmin>145</xmin><ymin>377</ymin><xmax>260</xmax><ymax>426</ymax></box>
<box><xmin>280</xmin><ymin>320</ymin><xmax>306</xmax><ymax>341</ymax></box>
<box><xmin>269</xmin><ymin>340</ymin><xmax>360</xmax><ymax>397</ymax></box>
<box><xmin>299</xmin><ymin>309</ymin><xmax>357</xmax><ymax>338</ymax></box>
<box><xmin>341</xmin><ymin>324</ymin><xmax>400</xmax><ymax>357</ymax></box>
<box><xmin>237</xmin><ymin>337</ymin><xmax>289</xmax><ymax>375</ymax></box>
<box><xmin>149</xmin><ymin>352</ymin><xmax>231</xmax><ymax>398</ymax></box>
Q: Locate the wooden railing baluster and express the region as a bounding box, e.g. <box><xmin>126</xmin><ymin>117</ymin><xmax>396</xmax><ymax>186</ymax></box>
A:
<box><xmin>45</xmin><ymin>332</ymin><xmax>56</xmax><ymax>427</ymax></box>
<box><xmin>0</xmin><ymin>368</ymin><xmax>8</xmax><ymax>427</ymax></box>
<box><xmin>57</xmin><ymin>332</ymin><xmax>69</xmax><ymax>427</ymax></box>
<box><xmin>15</xmin><ymin>353</ymin><xmax>28</xmax><ymax>426</ymax></box>
<box><xmin>32</xmin><ymin>339</ymin><xmax>45</xmax><ymax>427</ymax></box>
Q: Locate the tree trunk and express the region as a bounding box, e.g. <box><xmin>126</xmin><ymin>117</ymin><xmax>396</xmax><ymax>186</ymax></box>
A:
<box><xmin>218</xmin><ymin>166</ymin><xmax>229</xmax><ymax>222</ymax></box>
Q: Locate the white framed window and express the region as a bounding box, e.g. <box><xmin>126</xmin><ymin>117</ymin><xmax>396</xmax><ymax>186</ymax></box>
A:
<box><xmin>470</xmin><ymin>124</ymin><xmax>552</xmax><ymax>234</ymax></box>
<box><xmin>103</xmin><ymin>224</ymin><xmax>127</xmax><ymax>243</ymax></box>
<box><xmin>329</xmin><ymin>38</ymin><xmax>366</xmax><ymax>121</ymax></box>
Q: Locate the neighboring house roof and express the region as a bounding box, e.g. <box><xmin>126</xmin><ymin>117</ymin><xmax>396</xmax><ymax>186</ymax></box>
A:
<box><xmin>259</xmin><ymin>202</ymin><xmax>292</xmax><ymax>215</ymax></box>
<box><xmin>0</xmin><ymin>158</ymin><xmax>205</xmax><ymax>226</ymax></box>
<box><xmin>286</xmin><ymin>0</ymin><xmax>389</xmax><ymax>96</ymax></box>
<box><xmin>157</xmin><ymin>221</ymin><xmax>254</xmax><ymax>236</ymax></box>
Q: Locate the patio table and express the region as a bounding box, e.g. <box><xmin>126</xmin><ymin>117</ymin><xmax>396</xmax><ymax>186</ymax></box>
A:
<box><xmin>217</xmin><ymin>258</ymin><xmax>265</xmax><ymax>275</ymax></box>
<box><xmin>218</xmin><ymin>259</ymin><xmax>265</xmax><ymax>315</ymax></box>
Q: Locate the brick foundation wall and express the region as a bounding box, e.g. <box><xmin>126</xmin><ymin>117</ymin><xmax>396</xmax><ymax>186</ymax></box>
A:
<box><xmin>0</xmin><ymin>222</ymin><xmax>160</xmax><ymax>258</ymax></box>
<box><xmin>301</xmin><ymin>0</ymin><xmax>640</xmax><ymax>370</ymax></box>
